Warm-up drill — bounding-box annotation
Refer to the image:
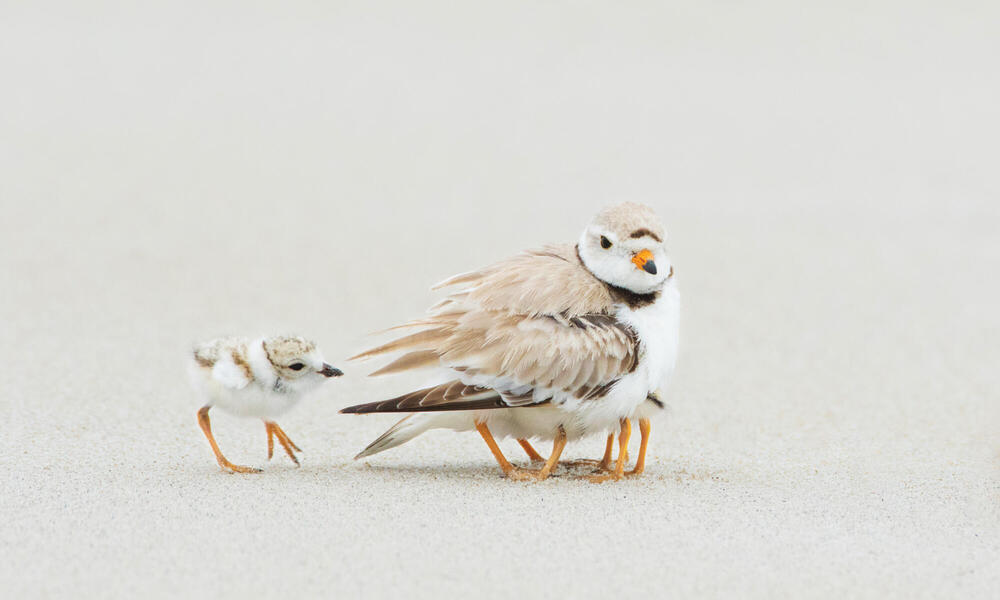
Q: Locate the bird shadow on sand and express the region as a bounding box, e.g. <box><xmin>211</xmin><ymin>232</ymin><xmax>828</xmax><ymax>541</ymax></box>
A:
<box><xmin>340</xmin><ymin>460</ymin><xmax>729</xmax><ymax>484</ymax></box>
<box><xmin>185</xmin><ymin>455</ymin><xmax>729</xmax><ymax>485</ymax></box>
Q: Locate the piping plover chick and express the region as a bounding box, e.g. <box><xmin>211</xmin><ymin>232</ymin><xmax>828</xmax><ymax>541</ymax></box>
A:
<box><xmin>342</xmin><ymin>202</ymin><xmax>679</xmax><ymax>482</ymax></box>
<box><xmin>190</xmin><ymin>335</ymin><xmax>343</xmax><ymax>473</ymax></box>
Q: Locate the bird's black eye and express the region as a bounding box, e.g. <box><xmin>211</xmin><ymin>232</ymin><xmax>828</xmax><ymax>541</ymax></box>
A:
<box><xmin>289</xmin><ymin>363</ymin><xmax>305</xmax><ymax>371</ymax></box>
<box><xmin>600</xmin><ymin>236</ymin><xmax>612</xmax><ymax>249</ymax></box>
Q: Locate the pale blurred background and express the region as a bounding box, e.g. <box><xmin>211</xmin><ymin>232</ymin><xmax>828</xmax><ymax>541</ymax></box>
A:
<box><xmin>1</xmin><ymin>2</ymin><xmax>998</xmax><ymax>598</ymax></box>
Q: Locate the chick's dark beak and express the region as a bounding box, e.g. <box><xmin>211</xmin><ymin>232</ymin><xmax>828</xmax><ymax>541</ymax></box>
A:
<box><xmin>320</xmin><ymin>363</ymin><xmax>344</xmax><ymax>378</ymax></box>
<box><xmin>642</xmin><ymin>259</ymin><xmax>657</xmax><ymax>275</ymax></box>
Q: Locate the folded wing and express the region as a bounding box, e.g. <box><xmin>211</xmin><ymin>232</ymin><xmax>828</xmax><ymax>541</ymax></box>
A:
<box><xmin>344</xmin><ymin>245</ymin><xmax>639</xmax><ymax>413</ymax></box>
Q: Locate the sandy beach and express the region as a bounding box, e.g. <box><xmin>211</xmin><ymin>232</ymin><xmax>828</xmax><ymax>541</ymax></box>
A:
<box><xmin>2</xmin><ymin>2</ymin><xmax>999</xmax><ymax>598</ymax></box>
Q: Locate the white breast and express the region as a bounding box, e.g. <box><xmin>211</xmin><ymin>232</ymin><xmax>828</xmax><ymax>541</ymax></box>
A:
<box><xmin>619</xmin><ymin>283</ymin><xmax>680</xmax><ymax>394</ymax></box>
<box><xmin>215</xmin><ymin>385</ymin><xmax>302</xmax><ymax>418</ymax></box>
<box><xmin>188</xmin><ymin>362</ymin><xmax>303</xmax><ymax>419</ymax></box>
<box><xmin>567</xmin><ymin>281</ymin><xmax>680</xmax><ymax>435</ymax></box>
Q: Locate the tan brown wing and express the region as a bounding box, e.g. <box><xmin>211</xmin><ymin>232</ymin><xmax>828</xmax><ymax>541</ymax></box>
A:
<box><xmin>432</xmin><ymin>244</ymin><xmax>616</xmax><ymax>316</ymax></box>
<box><xmin>345</xmin><ymin>244</ymin><xmax>638</xmax><ymax>411</ymax></box>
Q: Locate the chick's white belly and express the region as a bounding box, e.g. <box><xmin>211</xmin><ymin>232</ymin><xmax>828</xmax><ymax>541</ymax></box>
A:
<box><xmin>208</xmin><ymin>383</ymin><xmax>300</xmax><ymax>419</ymax></box>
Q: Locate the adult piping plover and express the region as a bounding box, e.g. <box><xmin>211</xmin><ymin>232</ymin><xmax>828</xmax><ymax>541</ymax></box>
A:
<box><xmin>190</xmin><ymin>335</ymin><xmax>343</xmax><ymax>473</ymax></box>
<box><xmin>342</xmin><ymin>202</ymin><xmax>679</xmax><ymax>482</ymax></box>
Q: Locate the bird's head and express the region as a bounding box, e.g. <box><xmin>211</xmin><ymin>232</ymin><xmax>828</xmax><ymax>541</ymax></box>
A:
<box><xmin>262</xmin><ymin>335</ymin><xmax>342</xmax><ymax>392</ymax></box>
<box><xmin>578</xmin><ymin>202</ymin><xmax>673</xmax><ymax>295</ymax></box>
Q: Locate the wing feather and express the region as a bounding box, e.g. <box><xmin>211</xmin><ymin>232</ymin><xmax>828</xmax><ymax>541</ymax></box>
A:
<box><xmin>343</xmin><ymin>244</ymin><xmax>638</xmax><ymax>414</ymax></box>
<box><xmin>369</xmin><ymin>350</ymin><xmax>441</xmax><ymax>376</ymax></box>
<box><xmin>340</xmin><ymin>381</ymin><xmax>509</xmax><ymax>413</ymax></box>
<box><xmin>350</xmin><ymin>328</ymin><xmax>450</xmax><ymax>361</ymax></box>
<box><xmin>210</xmin><ymin>354</ymin><xmax>251</xmax><ymax>390</ymax></box>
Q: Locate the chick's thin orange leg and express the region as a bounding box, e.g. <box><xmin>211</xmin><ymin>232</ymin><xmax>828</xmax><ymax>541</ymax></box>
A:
<box><xmin>198</xmin><ymin>406</ymin><xmax>261</xmax><ymax>474</ymax></box>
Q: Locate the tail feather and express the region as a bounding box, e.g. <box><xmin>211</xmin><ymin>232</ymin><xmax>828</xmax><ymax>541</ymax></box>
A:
<box><xmin>339</xmin><ymin>380</ymin><xmax>507</xmax><ymax>413</ymax></box>
<box><xmin>354</xmin><ymin>415</ymin><xmax>433</xmax><ymax>460</ymax></box>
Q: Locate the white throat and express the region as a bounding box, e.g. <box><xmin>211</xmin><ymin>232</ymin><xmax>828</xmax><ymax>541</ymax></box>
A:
<box><xmin>577</xmin><ymin>230</ymin><xmax>667</xmax><ymax>295</ymax></box>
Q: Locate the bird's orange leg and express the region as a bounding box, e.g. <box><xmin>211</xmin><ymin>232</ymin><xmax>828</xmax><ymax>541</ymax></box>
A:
<box><xmin>266</xmin><ymin>423</ymin><xmax>275</xmax><ymax>460</ymax></box>
<box><xmin>627</xmin><ymin>418</ymin><xmax>651</xmax><ymax>477</ymax></box>
<box><xmin>279</xmin><ymin>425</ymin><xmax>302</xmax><ymax>453</ymax></box>
<box><xmin>476</xmin><ymin>422</ymin><xmax>537</xmax><ymax>481</ymax></box>
<box><xmin>197</xmin><ymin>406</ymin><xmax>261</xmax><ymax>474</ymax></box>
<box><xmin>517</xmin><ymin>439</ymin><xmax>545</xmax><ymax>462</ymax></box>
<box><xmin>599</xmin><ymin>433</ymin><xmax>615</xmax><ymax>470</ymax></box>
<box><xmin>588</xmin><ymin>418</ymin><xmax>631</xmax><ymax>483</ymax></box>
<box><xmin>265</xmin><ymin>421</ymin><xmax>301</xmax><ymax>466</ymax></box>
<box><xmin>535</xmin><ymin>426</ymin><xmax>567</xmax><ymax>480</ymax></box>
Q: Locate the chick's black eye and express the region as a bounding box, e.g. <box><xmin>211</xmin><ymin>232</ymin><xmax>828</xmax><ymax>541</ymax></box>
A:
<box><xmin>600</xmin><ymin>236</ymin><xmax>612</xmax><ymax>249</ymax></box>
<box><xmin>289</xmin><ymin>363</ymin><xmax>305</xmax><ymax>371</ymax></box>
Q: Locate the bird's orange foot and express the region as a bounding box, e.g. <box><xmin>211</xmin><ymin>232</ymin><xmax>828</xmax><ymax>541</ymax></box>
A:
<box><xmin>565</xmin><ymin>451</ymin><xmax>628</xmax><ymax>473</ymax></box>
<box><xmin>219</xmin><ymin>460</ymin><xmax>262</xmax><ymax>474</ymax></box>
<box><xmin>228</xmin><ymin>465</ymin><xmax>263</xmax><ymax>474</ymax></box>
<box><xmin>563</xmin><ymin>458</ymin><xmax>612</xmax><ymax>472</ymax></box>
<box><xmin>564</xmin><ymin>434</ymin><xmax>622</xmax><ymax>473</ymax></box>
<box><xmin>479</xmin><ymin>422</ymin><xmax>565</xmax><ymax>482</ymax></box>
<box><xmin>586</xmin><ymin>420</ymin><xmax>631</xmax><ymax>482</ymax></box>
<box><xmin>625</xmin><ymin>466</ymin><xmax>646</xmax><ymax>478</ymax></box>
<box><xmin>266</xmin><ymin>422</ymin><xmax>302</xmax><ymax>467</ymax></box>
<box><xmin>503</xmin><ymin>466</ymin><xmax>548</xmax><ymax>481</ymax></box>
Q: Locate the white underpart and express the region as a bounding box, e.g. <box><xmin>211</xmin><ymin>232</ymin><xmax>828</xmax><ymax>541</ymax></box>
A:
<box><xmin>571</xmin><ymin>279</ymin><xmax>680</xmax><ymax>431</ymax></box>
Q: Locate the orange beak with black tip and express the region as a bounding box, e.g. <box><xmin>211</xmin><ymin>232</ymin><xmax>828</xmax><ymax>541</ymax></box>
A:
<box><xmin>631</xmin><ymin>249</ymin><xmax>657</xmax><ymax>274</ymax></box>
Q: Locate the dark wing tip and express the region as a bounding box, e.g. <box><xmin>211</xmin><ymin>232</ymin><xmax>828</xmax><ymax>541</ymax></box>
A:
<box><xmin>340</xmin><ymin>402</ymin><xmax>379</xmax><ymax>414</ymax></box>
<box><xmin>338</xmin><ymin>382</ymin><xmax>511</xmax><ymax>414</ymax></box>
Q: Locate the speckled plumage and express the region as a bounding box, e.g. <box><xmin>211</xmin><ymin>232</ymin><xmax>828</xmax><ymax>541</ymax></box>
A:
<box><xmin>190</xmin><ymin>335</ymin><xmax>342</xmax><ymax>472</ymax></box>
